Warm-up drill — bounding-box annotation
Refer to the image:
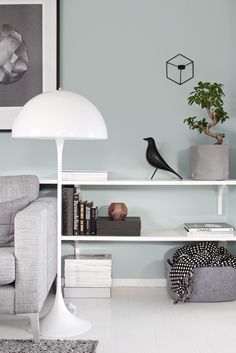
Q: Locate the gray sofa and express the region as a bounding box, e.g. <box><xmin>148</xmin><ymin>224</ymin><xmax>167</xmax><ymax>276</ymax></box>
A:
<box><xmin>0</xmin><ymin>175</ymin><xmax>57</xmax><ymax>342</ymax></box>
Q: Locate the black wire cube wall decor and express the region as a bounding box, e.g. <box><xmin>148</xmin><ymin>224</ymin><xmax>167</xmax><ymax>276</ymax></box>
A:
<box><xmin>166</xmin><ymin>54</ymin><xmax>194</xmax><ymax>85</ymax></box>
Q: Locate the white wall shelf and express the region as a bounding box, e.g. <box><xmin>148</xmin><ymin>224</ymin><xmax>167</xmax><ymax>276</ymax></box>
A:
<box><xmin>38</xmin><ymin>177</ymin><xmax>236</xmax><ymax>242</ymax></box>
<box><xmin>40</xmin><ymin>177</ymin><xmax>236</xmax><ymax>216</ymax></box>
<box><xmin>39</xmin><ymin>177</ymin><xmax>236</xmax><ymax>186</ymax></box>
<box><xmin>61</xmin><ymin>230</ymin><xmax>236</xmax><ymax>242</ymax></box>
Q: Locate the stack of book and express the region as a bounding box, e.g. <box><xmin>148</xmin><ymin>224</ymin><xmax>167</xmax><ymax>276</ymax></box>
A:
<box><xmin>184</xmin><ymin>222</ymin><xmax>235</xmax><ymax>236</ymax></box>
<box><xmin>64</xmin><ymin>254</ymin><xmax>112</xmax><ymax>298</ymax></box>
<box><xmin>62</xmin><ymin>186</ymin><xmax>98</xmax><ymax>235</ymax></box>
<box><xmin>62</xmin><ymin>170</ymin><xmax>108</xmax><ymax>182</ymax></box>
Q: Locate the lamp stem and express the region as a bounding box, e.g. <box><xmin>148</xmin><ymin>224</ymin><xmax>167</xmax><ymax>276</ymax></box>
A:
<box><xmin>56</xmin><ymin>138</ymin><xmax>64</xmax><ymax>290</ymax></box>
<box><xmin>39</xmin><ymin>138</ymin><xmax>91</xmax><ymax>338</ymax></box>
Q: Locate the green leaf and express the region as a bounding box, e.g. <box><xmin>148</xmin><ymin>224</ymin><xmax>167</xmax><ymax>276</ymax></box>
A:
<box><xmin>184</xmin><ymin>81</ymin><xmax>229</xmax><ymax>143</ymax></box>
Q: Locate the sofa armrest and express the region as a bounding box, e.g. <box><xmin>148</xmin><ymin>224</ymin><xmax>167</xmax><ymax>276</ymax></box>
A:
<box><xmin>14</xmin><ymin>197</ymin><xmax>57</xmax><ymax>314</ymax></box>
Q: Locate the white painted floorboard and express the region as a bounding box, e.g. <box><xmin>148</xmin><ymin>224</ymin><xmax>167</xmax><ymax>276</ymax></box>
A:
<box><xmin>0</xmin><ymin>287</ymin><xmax>236</xmax><ymax>353</ymax></box>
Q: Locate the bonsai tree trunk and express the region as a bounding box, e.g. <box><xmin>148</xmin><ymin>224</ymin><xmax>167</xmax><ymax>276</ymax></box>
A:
<box><xmin>204</xmin><ymin>108</ymin><xmax>223</xmax><ymax>145</ymax></box>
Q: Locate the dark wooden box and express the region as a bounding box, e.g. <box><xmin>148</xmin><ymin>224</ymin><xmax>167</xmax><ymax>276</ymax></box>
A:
<box><xmin>97</xmin><ymin>217</ymin><xmax>141</xmax><ymax>236</ymax></box>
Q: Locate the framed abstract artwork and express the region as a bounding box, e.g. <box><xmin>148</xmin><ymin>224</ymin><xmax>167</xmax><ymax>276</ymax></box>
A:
<box><xmin>0</xmin><ymin>0</ymin><xmax>58</xmax><ymax>131</ymax></box>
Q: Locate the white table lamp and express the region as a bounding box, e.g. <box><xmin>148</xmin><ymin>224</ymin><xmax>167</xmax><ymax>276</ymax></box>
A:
<box><xmin>12</xmin><ymin>90</ymin><xmax>108</xmax><ymax>338</ymax></box>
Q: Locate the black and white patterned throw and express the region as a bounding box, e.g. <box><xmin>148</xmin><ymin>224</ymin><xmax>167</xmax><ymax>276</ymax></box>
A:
<box><xmin>0</xmin><ymin>340</ymin><xmax>98</xmax><ymax>353</ymax></box>
<box><xmin>168</xmin><ymin>241</ymin><xmax>236</xmax><ymax>303</ymax></box>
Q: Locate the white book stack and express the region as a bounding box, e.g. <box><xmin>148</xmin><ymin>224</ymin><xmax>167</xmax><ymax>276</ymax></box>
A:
<box><xmin>184</xmin><ymin>222</ymin><xmax>235</xmax><ymax>237</ymax></box>
<box><xmin>62</xmin><ymin>170</ymin><xmax>108</xmax><ymax>181</ymax></box>
<box><xmin>64</xmin><ymin>254</ymin><xmax>112</xmax><ymax>298</ymax></box>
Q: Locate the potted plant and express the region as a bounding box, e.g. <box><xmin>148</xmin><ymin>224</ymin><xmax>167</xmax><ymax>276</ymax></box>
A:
<box><xmin>184</xmin><ymin>81</ymin><xmax>229</xmax><ymax>180</ymax></box>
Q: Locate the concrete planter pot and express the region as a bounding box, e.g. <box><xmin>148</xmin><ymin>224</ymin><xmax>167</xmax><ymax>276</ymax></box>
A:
<box><xmin>191</xmin><ymin>144</ymin><xmax>229</xmax><ymax>180</ymax></box>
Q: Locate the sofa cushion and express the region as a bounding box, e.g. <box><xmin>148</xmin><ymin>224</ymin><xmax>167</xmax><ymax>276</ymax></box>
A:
<box><xmin>0</xmin><ymin>247</ymin><xmax>15</xmax><ymax>285</ymax></box>
<box><xmin>0</xmin><ymin>196</ymin><xmax>29</xmax><ymax>247</ymax></box>
<box><xmin>0</xmin><ymin>175</ymin><xmax>39</xmax><ymax>203</ymax></box>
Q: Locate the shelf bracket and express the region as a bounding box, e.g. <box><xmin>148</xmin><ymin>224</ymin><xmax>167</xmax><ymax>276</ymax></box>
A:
<box><xmin>217</xmin><ymin>185</ymin><xmax>226</xmax><ymax>215</ymax></box>
<box><xmin>75</xmin><ymin>241</ymin><xmax>80</xmax><ymax>257</ymax></box>
<box><xmin>75</xmin><ymin>185</ymin><xmax>80</xmax><ymax>193</ymax></box>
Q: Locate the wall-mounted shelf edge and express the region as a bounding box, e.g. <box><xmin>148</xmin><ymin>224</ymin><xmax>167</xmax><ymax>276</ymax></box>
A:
<box><xmin>61</xmin><ymin>230</ymin><xmax>236</xmax><ymax>242</ymax></box>
<box><xmin>40</xmin><ymin>177</ymin><xmax>236</xmax><ymax>215</ymax></box>
<box><xmin>39</xmin><ymin>178</ymin><xmax>236</xmax><ymax>186</ymax></box>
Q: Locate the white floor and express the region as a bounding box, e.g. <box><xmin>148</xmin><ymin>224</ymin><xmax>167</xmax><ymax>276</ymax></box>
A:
<box><xmin>0</xmin><ymin>287</ymin><xmax>236</xmax><ymax>353</ymax></box>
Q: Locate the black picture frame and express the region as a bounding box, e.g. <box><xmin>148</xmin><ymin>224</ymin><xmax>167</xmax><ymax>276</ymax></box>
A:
<box><xmin>0</xmin><ymin>0</ymin><xmax>58</xmax><ymax>132</ymax></box>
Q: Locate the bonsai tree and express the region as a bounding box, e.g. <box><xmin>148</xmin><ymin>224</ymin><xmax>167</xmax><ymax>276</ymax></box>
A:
<box><xmin>184</xmin><ymin>81</ymin><xmax>229</xmax><ymax>144</ymax></box>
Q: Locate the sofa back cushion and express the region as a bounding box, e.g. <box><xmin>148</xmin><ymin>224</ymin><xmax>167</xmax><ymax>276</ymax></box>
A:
<box><xmin>0</xmin><ymin>196</ymin><xmax>29</xmax><ymax>247</ymax></box>
<box><xmin>0</xmin><ymin>175</ymin><xmax>39</xmax><ymax>203</ymax></box>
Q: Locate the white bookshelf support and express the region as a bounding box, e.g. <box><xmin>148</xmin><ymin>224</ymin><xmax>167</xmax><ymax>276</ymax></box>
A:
<box><xmin>217</xmin><ymin>185</ymin><xmax>226</xmax><ymax>215</ymax></box>
<box><xmin>75</xmin><ymin>241</ymin><xmax>80</xmax><ymax>256</ymax></box>
<box><xmin>75</xmin><ymin>185</ymin><xmax>80</xmax><ymax>193</ymax></box>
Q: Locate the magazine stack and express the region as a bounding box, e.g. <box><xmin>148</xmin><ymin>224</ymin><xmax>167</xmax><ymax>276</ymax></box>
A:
<box><xmin>64</xmin><ymin>254</ymin><xmax>112</xmax><ymax>298</ymax></box>
<box><xmin>184</xmin><ymin>223</ymin><xmax>235</xmax><ymax>237</ymax></box>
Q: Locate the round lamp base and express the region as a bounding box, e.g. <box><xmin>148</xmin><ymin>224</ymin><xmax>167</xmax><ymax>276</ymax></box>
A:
<box><xmin>40</xmin><ymin>292</ymin><xmax>91</xmax><ymax>339</ymax></box>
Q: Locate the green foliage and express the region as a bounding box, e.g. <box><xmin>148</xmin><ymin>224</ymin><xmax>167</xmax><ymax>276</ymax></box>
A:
<box><xmin>183</xmin><ymin>116</ymin><xmax>207</xmax><ymax>134</ymax></box>
<box><xmin>184</xmin><ymin>81</ymin><xmax>229</xmax><ymax>144</ymax></box>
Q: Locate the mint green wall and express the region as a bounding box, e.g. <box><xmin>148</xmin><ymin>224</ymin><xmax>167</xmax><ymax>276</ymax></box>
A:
<box><xmin>1</xmin><ymin>0</ymin><xmax>236</xmax><ymax>278</ymax></box>
<box><xmin>60</xmin><ymin>0</ymin><xmax>236</xmax><ymax>177</ymax></box>
<box><xmin>59</xmin><ymin>0</ymin><xmax>236</xmax><ymax>278</ymax></box>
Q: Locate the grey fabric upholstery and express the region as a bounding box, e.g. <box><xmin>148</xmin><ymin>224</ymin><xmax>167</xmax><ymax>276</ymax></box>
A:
<box><xmin>0</xmin><ymin>175</ymin><xmax>57</xmax><ymax>316</ymax></box>
<box><xmin>166</xmin><ymin>245</ymin><xmax>236</xmax><ymax>303</ymax></box>
<box><xmin>0</xmin><ymin>248</ymin><xmax>15</xmax><ymax>285</ymax></box>
<box><xmin>0</xmin><ymin>175</ymin><xmax>39</xmax><ymax>203</ymax></box>
<box><xmin>0</xmin><ymin>285</ymin><xmax>15</xmax><ymax>314</ymax></box>
<box><xmin>0</xmin><ymin>196</ymin><xmax>29</xmax><ymax>247</ymax></box>
<box><xmin>189</xmin><ymin>267</ymin><xmax>236</xmax><ymax>302</ymax></box>
<box><xmin>167</xmin><ymin>263</ymin><xmax>236</xmax><ymax>302</ymax></box>
<box><xmin>14</xmin><ymin>197</ymin><xmax>57</xmax><ymax>314</ymax></box>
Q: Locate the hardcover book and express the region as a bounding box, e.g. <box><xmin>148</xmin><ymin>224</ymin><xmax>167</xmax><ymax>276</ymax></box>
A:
<box><xmin>73</xmin><ymin>192</ymin><xmax>80</xmax><ymax>235</ymax></box>
<box><xmin>90</xmin><ymin>206</ymin><xmax>98</xmax><ymax>235</ymax></box>
<box><xmin>184</xmin><ymin>222</ymin><xmax>235</xmax><ymax>232</ymax></box>
<box><xmin>65</xmin><ymin>254</ymin><xmax>112</xmax><ymax>266</ymax></box>
<box><xmin>85</xmin><ymin>201</ymin><xmax>93</xmax><ymax>235</ymax></box>
<box><xmin>62</xmin><ymin>186</ymin><xmax>75</xmax><ymax>235</ymax></box>
<box><xmin>79</xmin><ymin>200</ymin><xmax>86</xmax><ymax>235</ymax></box>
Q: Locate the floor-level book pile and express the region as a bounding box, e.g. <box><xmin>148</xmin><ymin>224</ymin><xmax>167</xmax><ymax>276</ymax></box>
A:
<box><xmin>64</xmin><ymin>254</ymin><xmax>112</xmax><ymax>298</ymax></box>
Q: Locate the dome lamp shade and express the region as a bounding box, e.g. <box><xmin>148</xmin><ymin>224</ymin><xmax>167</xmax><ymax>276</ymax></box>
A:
<box><xmin>11</xmin><ymin>90</ymin><xmax>108</xmax><ymax>140</ymax></box>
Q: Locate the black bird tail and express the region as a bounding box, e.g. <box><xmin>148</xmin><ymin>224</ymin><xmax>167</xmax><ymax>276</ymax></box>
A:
<box><xmin>170</xmin><ymin>169</ymin><xmax>183</xmax><ymax>180</ymax></box>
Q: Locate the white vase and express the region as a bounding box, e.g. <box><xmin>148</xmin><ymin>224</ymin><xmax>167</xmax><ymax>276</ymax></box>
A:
<box><xmin>191</xmin><ymin>144</ymin><xmax>229</xmax><ymax>180</ymax></box>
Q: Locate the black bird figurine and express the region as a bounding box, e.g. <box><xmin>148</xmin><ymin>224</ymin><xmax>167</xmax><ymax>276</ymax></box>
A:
<box><xmin>143</xmin><ymin>137</ymin><xmax>183</xmax><ymax>180</ymax></box>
